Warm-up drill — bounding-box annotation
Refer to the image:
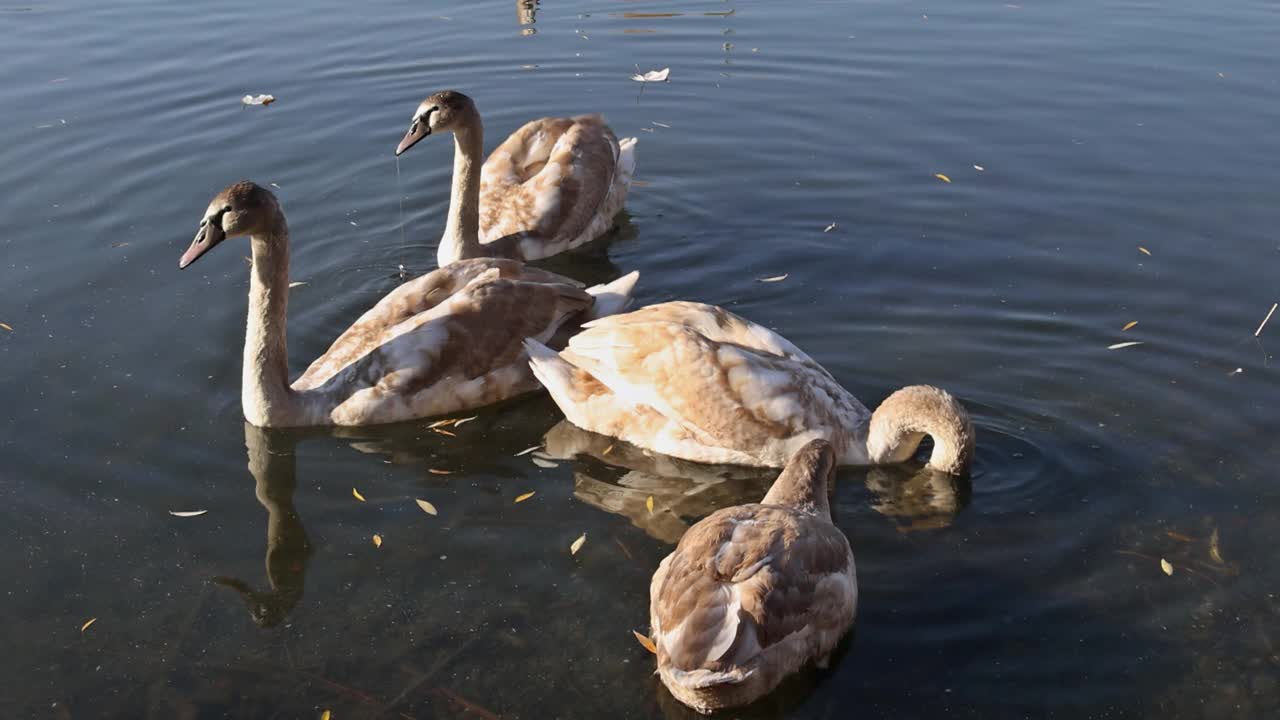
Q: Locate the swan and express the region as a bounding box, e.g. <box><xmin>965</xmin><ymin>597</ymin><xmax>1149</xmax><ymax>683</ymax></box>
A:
<box><xmin>177</xmin><ymin>181</ymin><xmax>639</xmax><ymax>427</ymax></box>
<box><xmin>646</xmin><ymin>439</ymin><xmax>857</xmax><ymax>712</ymax></box>
<box><xmin>395</xmin><ymin>90</ymin><xmax>637</xmax><ymax>267</ymax></box>
<box><xmin>524</xmin><ymin>301</ymin><xmax>974</xmax><ymax>470</ymax></box>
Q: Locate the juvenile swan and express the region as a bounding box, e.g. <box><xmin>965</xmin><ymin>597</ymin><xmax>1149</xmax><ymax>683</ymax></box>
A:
<box><xmin>524</xmin><ymin>301</ymin><xmax>974</xmax><ymax>470</ymax></box>
<box><xmin>177</xmin><ymin>181</ymin><xmax>638</xmax><ymax>427</ymax></box>
<box><xmin>395</xmin><ymin>90</ymin><xmax>637</xmax><ymax>266</ymax></box>
<box><xmin>647</xmin><ymin>439</ymin><xmax>857</xmax><ymax>713</ymax></box>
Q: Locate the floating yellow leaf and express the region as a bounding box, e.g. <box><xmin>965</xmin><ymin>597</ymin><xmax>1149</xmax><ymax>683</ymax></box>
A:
<box><xmin>570</xmin><ymin>533</ymin><xmax>587</xmax><ymax>555</ymax></box>
<box><xmin>602</xmin><ymin>444</ymin><xmax>614</xmax><ymax>456</ymax></box>
<box><xmin>646</xmin><ymin>496</ymin><xmax>654</xmax><ymax>514</ymax></box>
<box><xmin>432</xmin><ymin>428</ymin><xmax>457</xmax><ymax>437</ymax></box>
<box><xmin>168</xmin><ymin>510</ymin><xmax>208</xmax><ymax>518</ymax></box>
<box><xmin>514</xmin><ymin>491</ymin><xmax>536</xmax><ymax>503</ymax></box>
<box><xmin>453</xmin><ymin>416</ymin><xmax>478</xmax><ymax>427</ymax></box>
<box><xmin>352</xmin><ymin>487</ymin><xmax>366</xmax><ymax>502</ymax></box>
<box><xmin>1138</xmin><ymin>246</ymin><xmax>1151</xmax><ymax>256</ymax></box>
<box><xmin>1122</xmin><ymin>321</ymin><xmax>1138</xmax><ymax>331</ymax></box>
<box><xmin>0</xmin><ymin>322</ymin><xmax>12</xmax><ymax>331</ymax></box>
<box><xmin>632</xmin><ymin>630</ymin><xmax>657</xmax><ymax>654</ymax></box>
<box><xmin>415</xmin><ymin>499</ymin><xmax>438</xmax><ymax>516</ymax></box>
<box><xmin>1160</xmin><ymin>558</ymin><xmax>1173</xmax><ymax>576</ymax></box>
<box><xmin>373</xmin><ymin>534</ymin><xmax>383</xmax><ymax>548</ymax></box>
<box><xmin>321</xmin><ymin>711</ymin><xmax>331</xmax><ymax>720</ymax></box>
<box><xmin>934</xmin><ymin>173</ymin><xmax>951</xmax><ymax>183</ymax></box>
<box><xmin>1209</xmin><ymin>527</ymin><xmax>1224</xmax><ymax>565</ymax></box>
<box><xmin>428</xmin><ymin>468</ymin><xmax>452</xmax><ymax>475</ymax></box>
<box><xmin>80</xmin><ymin>617</ymin><xmax>97</xmax><ymax>633</ymax></box>
<box><xmin>427</xmin><ymin>418</ymin><xmax>455</xmax><ymax>428</ymax></box>
<box><xmin>757</xmin><ymin>274</ymin><xmax>789</xmax><ymax>283</ymax></box>
<box><xmin>1107</xmin><ymin>341</ymin><xmax>1143</xmax><ymax>350</ymax></box>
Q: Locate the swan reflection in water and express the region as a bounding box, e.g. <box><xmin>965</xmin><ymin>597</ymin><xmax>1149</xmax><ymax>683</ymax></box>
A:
<box><xmin>543</xmin><ymin>420</ymin><xmax>774</xmax><ymax>543</ymax></box>
<box><xmin>213</xmin><ymin>423</ymin><xmax>313</xmax><ymax>628</ymax></box>
<box><xmin>865</xmin><ymin>462</ymin><xmax>972</xmax><ymax>532</ymax></box>
<box><xmin>543</xmin><ymin>420</ymin><xmax>972</xmax><ymax>541</ymax></box>
<box><xmin>517</xmin><ymin>0</ymin><xmax>537</xmax><ymax>34</ymax></box>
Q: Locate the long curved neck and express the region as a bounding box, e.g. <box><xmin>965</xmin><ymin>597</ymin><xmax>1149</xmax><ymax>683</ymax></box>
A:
<box><xmin>865</xmin><ymin>386</ymin><xmax>974</xmax><ymax>475</ymax></box>
<box><xmin>439</xmin><ymin>110</ymin><xmax>485</xmax><ymax>265</ymax></box>
<box><xmin>762</xmin><ymin>441</ymin><xmax>834</xmax><ymax>518</ymax></box>
<box><xmin>243</xmin><ymin>211</ymin><xmax>295</xmax><ymax>427</ymax></box>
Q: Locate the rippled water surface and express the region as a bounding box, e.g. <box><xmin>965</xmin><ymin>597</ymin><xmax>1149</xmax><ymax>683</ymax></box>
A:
<box><xmin>3</xmin><ymin>0</ymin><xmax>1280</xmax><ymax>717</ymax></box>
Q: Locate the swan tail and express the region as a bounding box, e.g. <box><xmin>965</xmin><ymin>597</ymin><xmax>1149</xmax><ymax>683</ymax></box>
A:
<box><xmin>585</xmin><ymin>271</ymin><xmax>639</xmax><ymax>320</ymax></box>
<box><xmin>524</xmin><ymin>339</ymin><xmax>598</xmax><ymax>423</ymax></box>
<box><xmin>617</xmin><ymin>137</ymin><xmax>638</xmax><ymax>187</ymax></box>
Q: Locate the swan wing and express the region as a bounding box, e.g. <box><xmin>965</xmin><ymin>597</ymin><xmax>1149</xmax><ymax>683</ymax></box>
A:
<box><xmin>294</xmin><ymin>259</ymin><xmax>580</xmax><ymax>390</ymax></box>
<box><xmin>312</xmin><ymin>273</ymin><xmax>593</xmax><ymax>424</ymax></box>
<box><xmin>651</xmin><ymin>505</ymin><xmax>857</xmax><ymax>675</ymax></box>
<box><xmin>583</xmin><ymin>301</ymin><xmax>819</xmax><ymax>365</ymax></box>
<box><xmin>479</xmin><ymin>115</ymin><xmax>620</xmax><ymax>253</ymax></box>
<box><xmin>562</xmin><ymin>303</ymin><xmax>864</xmax><ymax>452</ymax></box>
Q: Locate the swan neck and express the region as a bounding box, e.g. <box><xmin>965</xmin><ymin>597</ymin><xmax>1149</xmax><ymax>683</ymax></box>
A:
<box><xmin>439</xmin><ymin>113</ymin><xmax>484</xmax><ymax>265</ymax></box>
<box><xmin>762</xmin><ymin>442</ymin><xmax>834</xmax><ymax>518</ymax></box>
<box><xmin>866</xmin><ymin>387</ymin><xmax>973</xmax><ymax>475</ymax></box>
<box><xmin>243</xmin><ymin>213</ymin><xmax>295</xmax><ymax>426</ymax></box>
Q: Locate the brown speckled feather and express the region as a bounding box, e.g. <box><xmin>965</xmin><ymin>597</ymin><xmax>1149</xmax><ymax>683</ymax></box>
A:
<box><xmin>479</xmin><ymin>115</ymin><xmax>619</xmax><ymax>252</ymax></box>
<box><xmin>546</xmin><ymin>302</ymin><xmax>869</xmax><ymax>466</ymax></box>
<box><xmin>654</xmin><ymin>506</ymin><xmax>853</xmax><ymax>668</ymax></box>
<box><xmin>294</xmin><ymin>258</ymin><xmax>577</xmax><ymax>390</ymax></box>
<box><xmin>647</xmin><ymin>440</ymin><xmax>858</xmax><ymax>713</ymax></box>
<box><xmin>310</xmin><ymin>273</ymin><xmax>592</xmax><ymax>425</ymax></box>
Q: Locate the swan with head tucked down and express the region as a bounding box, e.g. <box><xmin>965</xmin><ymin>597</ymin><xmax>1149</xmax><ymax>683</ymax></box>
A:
<box><xmin>524</xmin><ymin>301</ymin><xmax>974</xmax><ymax>471</ymax></box>
<box><xmin>177</xmin><ymin>181</ymin><xmax>638</xmax><ymax>428</ymax></box>
<box><xmin>646</xmin><ymin>439</ymin><xmax>857</xmax><ymax>712</ymax></box>
<box><xmin>395</xmin><ymin>90</ymin><xmax>637</xmax><ymax>267</ymax></box>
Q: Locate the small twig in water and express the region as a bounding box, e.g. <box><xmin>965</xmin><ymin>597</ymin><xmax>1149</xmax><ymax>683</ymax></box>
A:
<box><xmin>435</xmin><ymin>687</ymin><xmax>500</xmax><ymax>719</ymax></box>
<box><xmin>1255</xmin><ymin>302</ymin><xmax>1277</xmax><ymax>337</ymax></box>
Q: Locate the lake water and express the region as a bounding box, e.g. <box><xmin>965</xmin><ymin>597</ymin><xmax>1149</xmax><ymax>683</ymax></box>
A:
<box><xmin>3</xmin><ymin>0</ymin><xmax>1279</xmax><ymax>717</ymax></box>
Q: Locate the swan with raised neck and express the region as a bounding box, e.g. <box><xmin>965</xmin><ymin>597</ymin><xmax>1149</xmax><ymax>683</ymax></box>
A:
<box><xmin>647</xmin><ymin>439</ymin><xmax>858</xmax><ymax>712</ymax></box>
<box><xmin>396</xmin><ymin>89</ymin><xmax>637</xmax><ymax>267</ymax></box>
<box><xmin>177</xmin><ymin>181</ymin><xmax>640</xmax><ymax>427</ymax></box>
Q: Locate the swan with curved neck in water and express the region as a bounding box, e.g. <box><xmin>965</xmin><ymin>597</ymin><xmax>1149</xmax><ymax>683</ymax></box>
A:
<box><xmin>177</xmin><ymin>181</ymin><xmax>639</xmax><ymax>427</ymax></box>
<box><xmin>395</xmin><ymin>90</ymin><xmax>637</xmax><ymax>267</ymax></box>
<box><xmin>523</xmin><ymin>301</ymin><xmax>974</xmax><ymax>471</ymax></box>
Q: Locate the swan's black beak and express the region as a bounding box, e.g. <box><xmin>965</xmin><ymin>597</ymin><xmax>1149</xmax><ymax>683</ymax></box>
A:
<box><xmin>395</xmin><ymin>119</ymin><xmax>430</xmax><ymax>156</ymax></box>
<box><xmin>179</xmin><ymin>220</ymin><xmax>225</xmax><ymax>269</ymax></box>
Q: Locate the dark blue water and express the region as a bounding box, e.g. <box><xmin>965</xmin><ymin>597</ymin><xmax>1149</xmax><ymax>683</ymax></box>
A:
<box><xmin>2</xmin><ymin>1</ymin><xmax>1279</xmax><ymax>717</ymax></box>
